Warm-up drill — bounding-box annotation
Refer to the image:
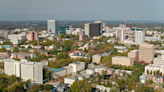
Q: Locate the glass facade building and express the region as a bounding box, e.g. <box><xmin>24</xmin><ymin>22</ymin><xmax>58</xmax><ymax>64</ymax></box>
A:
<box><xmin>60</xmin><ymin>25</ymin><xmax>69</xmax><ymax>34</ymax></box>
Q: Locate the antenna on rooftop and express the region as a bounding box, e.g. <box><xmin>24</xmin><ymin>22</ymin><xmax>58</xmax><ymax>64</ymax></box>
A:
<box><xmin>124</xmin><ymin>16</ymin><xmax>126</xmax><ymax>25</ymax></box>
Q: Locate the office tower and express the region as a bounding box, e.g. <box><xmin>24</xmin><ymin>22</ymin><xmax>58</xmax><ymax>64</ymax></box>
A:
<box><xmin>60</xmin><ymin>25</ymin><xmax>69</xmax><ymax>34</ymax></box>
<box><xmin>103</xmin><ymin>23</ymin><xmax>106</xmax><ymax>28</ymax></box>
<box><xmin>139</xmin><ymin>44</ymin><xmax>154</xmax><ymax>63</ymax></box>
<box><xmin>95</xmin><ymin>21</ymin><xmax>103</xmax><ymax>31</ymax></box>
<box><xmin>85</xmin><ymin>23</ymin><xmax>90</xmax><ymax>35</ymax></box>
<box><xmin>47</xmin><ymin>20</ymin><xmax>58</xmax><ymax>35</ymax></box>
<box><xmin>116</xmin><ymin>28</ymin><xmax>125</xmax><ymax>41</ymax></box>
<box><xmin>127</xmin><ymin>22</ymin><xmax>132</xmax><ymax>29</ymax></box>
<box><xmin>135</xmin><ymin>29</ymin><xmax>145</xmax><ymax>43</ymax></box>
<box><xmin>119</xmin><ymin>24</ymin><xmax>126</xmax><ymax>29</ymax></box>
<box><xmin>30</xmin><ymin>31</ymin><xmax>38</xmax><ymax>41</ymax></box>
<box><xmin>89</xmin><ymin>23</ymin><xmax>101</xmax><ymax>37</ymax></box>
<box><xmin>4</xmin><ymin>59</ymin><xmax>43</xmax><ymax>84</ymax></box>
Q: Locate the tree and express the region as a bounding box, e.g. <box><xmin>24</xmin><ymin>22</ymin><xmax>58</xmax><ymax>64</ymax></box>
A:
<box><xmin>153</xmin><ymin>71</ymin><xmax>156</xmax><ymax>75</ymax></box>
<box><xmin>56</xmin><ymin>52</ymin><xmax>67</xmax><ymax>60</ymax></box>
<box><xmin>70</xmin><ymin>79</ymin><xmax>92</xmax><ymax>92</ymax></box>
<box><xmin>0</xmin><ymin>62</ymin><xmax>4</xmax><ymax>69</ymax></box>
<box><xmin>156</xmin><ymin>70</ymin><xmax>160</xmax><ymax>75</ymax></box>
<box><xmin>147</xmin><ymin>70</ymin><xmax>149</xmax><ymax>74</ymax></box>
<box><xmin>13</xmin><ymin>47</ymin><xmax>19</xmax><ymax>52</ymax></box>
<box><xmin>44</xmin><ymin>84</ymin><xmax>53</xmax><ymax>91</ymax></box>
<box><xmin>8</xmin><ymin>75</ymin><xmax>20</xmax><ymax>84</ymax></box>
<box><xmin>19</xmin><ymin>49</ymin><xmax>28</xmax><ymax>53</ymax></box>
<box><xmin>27</xmin><ymin>57</ymin><xmax>33</xmax><ymax>61</ymax></box>
<box><xmin>150</xmin><ymin>70</ymin><xmax>152</xmax><ymax>74</ymax></box>
<box><xmin>0</xmin><ymin>47</ymin><xmax>7</xmax><ymax>52</ymax></box>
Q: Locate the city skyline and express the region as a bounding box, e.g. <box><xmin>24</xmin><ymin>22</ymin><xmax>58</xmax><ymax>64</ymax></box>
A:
<box><xmin>0</xmin><ymin>0</ymin><xmax>164</xmax><ymax>21</ymax></box>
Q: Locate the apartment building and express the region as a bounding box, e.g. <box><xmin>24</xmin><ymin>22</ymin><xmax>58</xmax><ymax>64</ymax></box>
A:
<box><xmin>112</xmin><ymin>56</ymin><xmax>134</xmax><ymax>66</ymax></box>
<box><xmin>139</xmin><ymin>44</ymin><xmax>154</xmax><ymax>63</ymax></box>
<box><xmin>4</xmin><ymin>59</ymin><xmax>43</xmax><ymax>84</ymax></box>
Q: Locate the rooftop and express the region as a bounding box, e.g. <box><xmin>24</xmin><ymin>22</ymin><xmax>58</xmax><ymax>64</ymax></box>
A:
<box><xmin>43</xmin><ymin>66</ymin><xmax>66</xmax><ymax>72</ymax></box>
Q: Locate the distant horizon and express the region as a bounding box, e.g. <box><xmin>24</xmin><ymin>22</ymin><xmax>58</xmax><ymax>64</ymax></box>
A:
<box><xmin>1</xmin><ymin>20</ymin><xmax>164</xmax><ymax>23</ymax></box>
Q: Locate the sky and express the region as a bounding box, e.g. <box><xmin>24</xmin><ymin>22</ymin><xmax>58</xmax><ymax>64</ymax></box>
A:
<box><xmin>0</xmin><ymin>0</ymin><xmax>164</xmax><ymax>21</ymax></box>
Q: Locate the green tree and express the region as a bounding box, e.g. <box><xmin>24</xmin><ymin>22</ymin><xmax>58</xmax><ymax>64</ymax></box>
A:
<box><xmin>0</xmin><ymin>62</ymin><xmax>4</xmax><ymax>69</ymax></box>
<box><xmin>44</xmin><ymin>84</ymin><xmax>53</xmax><ymax>91</ymax></box>
<box><xmin>13</xmin><ymin>47</ymin><xmax>19</xmax><ymax>52</ymax></box>
<box><xmin>0</xmin><ymin>47</ymin><xmax>7</xmax><ymax>52</ymax></box>
<box><xmin>156</xmin><ymin>70</ymin><xmax>160</xmax><ymax>75</ymax></box>
<box><xmin>8</xmin><ymin>75</ymin><xmax>20</xmax><ymax>84</ymax></box>
<box><xmin>147</xmin><ymin>70</ymin><xmax>149</xmax><ymax>74</ymax></box>
<box><xmin>27</xmin><ymin>57</ymin><xmax>33</xmax><ymax>61</ymax></box>
<box><xmin>70</xmin><ymin>79</ymin><xmax>92</xmax><ymax>92</ymax></box>
<box><xmin>56</xmin><ymin>52</ymin><xmax>67</xmax><ymax>60</ymax></box>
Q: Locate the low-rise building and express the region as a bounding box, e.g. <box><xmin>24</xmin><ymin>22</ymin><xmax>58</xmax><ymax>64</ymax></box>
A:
<box><xmin>10</xmin><ymin>53</ymin><xmax>36</xmax><ymax>59</ymax></box>
<box><xmin>69</xmin><ymin>52</ymin><xmax>90</xmax><ymax>59</ymax></box>
<box><xmin>43</xmin><ymin>61</ymin><xmax>85</xmax><ymax>78</ymax></box>
<box><xmin>128</xmin><ymin>50</ymin><xmax>139</xmax><ymax>62</ymax></box>
<box><xmin>92</xmin><ymin>52</ymin><xmax>111</xmax><ymax>64</ymax></box>
<box><xmin>153</xmin><ymin>76</ymin><xmax>164</xmax><ymax>84</ymax></box>
<box><xmin>112</xmin><ymin>56</ymin><xmax>134</xmax><ymax>66</ymax></box>
<box><xmin>96</xmin><ymin>85</ymin><xmax>110</xmax><ymax>92</ymax></box>
<box><xmin>139</xmin><ymin>74</ymin><xmax>152</xmax><ymax>83</ymax></box>
<box><xmin>145</xmin><ymin>64</ymin><xmax>164</xmax><ymax>75</ymax></box>
<box><xmin>153</xmin><ymin>54</ymin><xmax>164</xmax><ymax>66</ymax></box>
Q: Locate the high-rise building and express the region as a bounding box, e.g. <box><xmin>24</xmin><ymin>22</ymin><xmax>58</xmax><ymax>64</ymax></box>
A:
<box><xmin>95</xmin><ymin>21</ymin><xmax>103</xmax><ymax>32</ymax></box>
<box><xmin>85</xmin><ymin>23</ymin><xmax>90</xmax><ymax>35</ymax></box>
<box><xmin>4</xmin><ymin>59</ymin><xmax>43</xmax><ymax>84</ymax></box>
<box><xmin>127</xmin><ymin>22</ymin><xmax>132</xmax><ymax>29</ymax></box>
<box><xmin>89</xmin><ymin>23</ymin><xmax>101</xmax><ymax>37</ymax></box>
<box><xmin>47</xmin><ymin>20</ymin><xmax>58</xmax><ymax>35</ymax></box>
<box><xmin>60</xmin><ymin>25</ymin><xmax>69</xmax><ymax>34</ymax></box>
<box><xmin>139</xmin><ymin>44</ymin><xmax>154</xmax><ymax>63</ymax></box>
<box><xmin>119</xmin><ymin>24</ymin><xmax>126</xmax><ymax>29</ymax></box>
<box><xmin>116</xmin><ymin>28</ymin><xmax>125</xmax><ymax>41</ymax></box>
<box><xmin>30</xmin><ymin>31</ymin><xmax>38</xmax><ymax>41</ymax></box>
<box><xmin>135</xmin><ymin>29</ymin><xmax>145</xmax><ymax>43</ymax></box>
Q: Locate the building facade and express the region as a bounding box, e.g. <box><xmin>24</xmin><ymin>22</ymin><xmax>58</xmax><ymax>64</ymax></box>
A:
<box><xmin>145</xmin><ymin>64</ymin><xmax>164</xmax><ymax>76</ymax></box>
<box><xmin>135</xmin><ymin>29</ymin><xmax>145</xmax><ymax>43</ymax></box>
<box><xmin>116</xmin><ymin>28</ymin><xmax>125</xmax><ymax>41</ymax></box>
<box><xmin>128</xmin><ymin>50</ymin><xmax>139</xmax><ymax>62</ymax></box>
<box><xmin>4</xmin><ymin>59</ymin><xmax>43</xmax><ymax>84</ymax></box>
<box><xmin>79</xmin><ymin>34</ymin><xmax>87</xmax><ymax>41</ymax></box>
<box><xmin>112</xmin><ymin>56</ymin><xmax>134</xmax><ymax>66</ymax></box>
<box><xmin>89</xmin><ymin>23</ymin><xmax>101</xmax><ymax>37</ymax></box>
<box><xmin>60</xmin><ymin>25</ymin><xmax>69</xmax><ymax>34</ymax></box>
<box><xmin>47</xmin><ymin>20</ymin><xmax>58</xmax><ymax>35</ymax></box>
<box><xmin>85</xmin><ymin>23</ymin><xmax>90</xmax><ymax>36</ymax></box>
<box><xmin>139</xmin><ymin>44</ymin><xmax>154</xmax><ymax>63</ymax></box>
<box><xmin>30</xmin><ymin>31</ymin><xmax>38</xmax><ymax>41</ymax></box>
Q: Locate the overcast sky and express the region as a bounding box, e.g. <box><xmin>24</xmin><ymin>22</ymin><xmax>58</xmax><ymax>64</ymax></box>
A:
<box><xmin>0</xmin><ymin>0</ymin><xmax>164</xmax><ymax>21</ymax></box>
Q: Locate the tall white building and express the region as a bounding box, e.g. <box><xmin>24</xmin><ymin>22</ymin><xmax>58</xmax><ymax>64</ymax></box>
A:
<box><xmin>4</xmin><ymin>59</ymin><xmax>43</xmax><ymax>84</ymax></box>
<box><xmin>135</xmin><ymin>29</ymin><xmax>145</xmax><ymax>43</ymax></box>
<box><xmin>47</xmin><ymin>20</ymin><xmax>58</xmax><ymax>35</ymax></box>
<box><xmin>85</xmin><ymin>23</ymin><xmax>90</xmax><ymax>35</ymax></box>
<box><xmin>116</xmin><ymin>28</ymin><xmax>125</xmax><ymax>41</ymax></box>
